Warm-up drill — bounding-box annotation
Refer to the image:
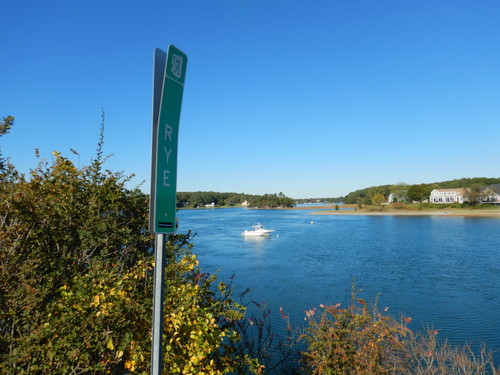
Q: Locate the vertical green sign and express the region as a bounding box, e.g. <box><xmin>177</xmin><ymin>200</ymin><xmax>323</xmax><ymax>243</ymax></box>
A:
<box><xmin>150</xmin><ymin>45</ymin><xmax>187</xmax><ymax>234</ymax></box>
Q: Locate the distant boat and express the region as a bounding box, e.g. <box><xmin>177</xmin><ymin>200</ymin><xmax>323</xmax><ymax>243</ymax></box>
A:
<box><xmin>241</xmin><ymin>223</ymin><xmax>275</xmax><ymax>237</ymax></box>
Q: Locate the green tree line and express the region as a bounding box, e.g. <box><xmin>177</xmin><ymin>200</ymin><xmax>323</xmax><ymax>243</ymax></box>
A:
<box><xmin>248</xmin><ymin>192</ymin><xmax>295</xmax><ymax>208</ymax></box>
<box><xmin>177</xmin><ymin>191</ymin><xmax>251</xmax><ymax>208</ymax></box>
<box><xmin>344</xmin><ymin>185</ymin><xmax>393</xmax><ymax>205</ymax></box>
<box><xmin>344</xmin><ymin>178</ymin><xmax>500</xmax><ymax>205</ymax></box>
<box><xmin>295</xmin><ymin>197</ymin><xmax>345</xmax><ymax>204</ymax></box>
<box><xmin>177</xmin><ymin>191</ymin><xmax>295</xmax><ymax>208</ymax></box>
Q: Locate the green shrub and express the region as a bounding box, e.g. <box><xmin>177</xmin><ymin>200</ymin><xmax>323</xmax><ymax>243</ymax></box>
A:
<box><xmin>0</xmin><ymin>116</ymin><xmax>258</xmax><ymax>374</ymax></box>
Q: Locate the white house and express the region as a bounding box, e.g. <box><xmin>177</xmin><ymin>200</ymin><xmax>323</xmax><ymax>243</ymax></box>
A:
<box><xmin>388</xmin><ymin>193</ymin><xmax>407</xmax><ymax>203</ymax></box>
<box><xmin>480</xmin><ymin>184</ymin><xmax>500</xmax><ymax>204</ymax></box>
<box><xmin>429</xmin><ymin>188</ymin><xmax>468</xmax><ymax>204</ymax></box>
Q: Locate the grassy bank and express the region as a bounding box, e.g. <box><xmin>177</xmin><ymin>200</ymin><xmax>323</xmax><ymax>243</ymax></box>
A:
<box><xmin>304</xmin><ymin>203</ymin><xmax>500</xmax><ymax>217</ymax></box>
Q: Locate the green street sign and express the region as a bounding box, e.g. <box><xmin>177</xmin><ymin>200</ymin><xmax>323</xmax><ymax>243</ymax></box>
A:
<box><xmin>149</xmin><ymin>45</ymin><xmax>187</xmax><ymax>234</ymax></box>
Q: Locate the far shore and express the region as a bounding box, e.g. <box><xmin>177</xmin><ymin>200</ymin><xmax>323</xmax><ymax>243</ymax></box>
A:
<box><xmin>294</xmin><ymin>204</ymin><xmax>500</xmax><ymax>217</ymax></box>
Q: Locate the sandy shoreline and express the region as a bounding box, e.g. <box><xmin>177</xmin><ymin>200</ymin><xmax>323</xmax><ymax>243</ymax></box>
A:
<box><xmin>295</xmin><ymin>205</ymin><xmax>500</xmax><ymax>217</ymax></box>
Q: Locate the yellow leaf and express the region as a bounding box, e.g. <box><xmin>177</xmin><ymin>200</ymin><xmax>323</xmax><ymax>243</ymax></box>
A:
<box><xmin>125</xmin><ymin>360</ymin><xmax>136</xmax><ymax>371</ymax></box>
<box><xmin>106</xmin><ymin>338</ymin><xmax>114</xmax><ymax>350</ymax></box>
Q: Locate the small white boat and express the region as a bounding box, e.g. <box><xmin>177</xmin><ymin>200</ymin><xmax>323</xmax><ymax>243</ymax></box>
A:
<box><xmin>241</xmin><ymin>223</ymin><xmax>275</xmax><ymax>237</ymax></box>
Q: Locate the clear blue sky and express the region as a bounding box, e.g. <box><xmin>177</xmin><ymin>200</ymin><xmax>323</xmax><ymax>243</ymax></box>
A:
<box><xmin>2</xmin><ymin>0</ymin><xmax>499</xmax><ymax>198</ymax></box>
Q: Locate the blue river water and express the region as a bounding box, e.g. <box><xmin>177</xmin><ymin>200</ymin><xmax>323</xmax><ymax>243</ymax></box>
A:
<box><xmin>177</xmin><ymin>207</ymin><xmax>500</xmax><ymax>362</ymax></box>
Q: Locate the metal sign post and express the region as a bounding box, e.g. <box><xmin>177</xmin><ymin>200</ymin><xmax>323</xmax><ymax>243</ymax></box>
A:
<box><xmin>150</xmin><ymin>45</ymin><xmax>187</xmax><ymax>375</ymax></box>
<box><xmin>151</xmin><ymin>234</ymin><xmax>166</xmax><ymax>375</ymax></box>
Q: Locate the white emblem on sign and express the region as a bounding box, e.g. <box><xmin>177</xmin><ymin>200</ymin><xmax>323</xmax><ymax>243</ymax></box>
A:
<box><xmin>171</xmin><ymin>54</ymin><xmax>183</xmax><ymax>79</ymax></box>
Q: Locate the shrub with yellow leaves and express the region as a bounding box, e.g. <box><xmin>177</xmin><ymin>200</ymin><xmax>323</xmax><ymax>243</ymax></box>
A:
<box><xmin>0</xmin><ymin>116</ymin><xmax>259</xmax><ymax>374</ymax></box>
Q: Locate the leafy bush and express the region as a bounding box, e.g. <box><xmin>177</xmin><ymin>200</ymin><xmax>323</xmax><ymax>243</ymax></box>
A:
<box><xmin>300</xmin><ymin>295</ymin><xmax>410</xmax><ymax>375</ymax></box>
<box><xmin>6</xmin><ymin>258</ymin><xmax>153</xmax><ymax>373</ymax></box>
<box><xmin>299</xmin><ymin>293</ymin><xmax>499</xmax><ymax>375</ymax></box>
<box><xmin>161</xmin><ymin>250</ymin><xmax>259</xmax><ymax>374</ymax></box>
<box><xmin>0</xmin><ymin>116</ymin><xmax>257</xmax><ymax>374</ymax></box>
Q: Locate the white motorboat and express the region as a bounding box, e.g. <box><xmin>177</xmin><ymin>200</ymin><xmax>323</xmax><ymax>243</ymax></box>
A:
<box><xmin>241</xmin><ymin>223</ymin><xmax>275</xmax><ymax>237</ymax></box>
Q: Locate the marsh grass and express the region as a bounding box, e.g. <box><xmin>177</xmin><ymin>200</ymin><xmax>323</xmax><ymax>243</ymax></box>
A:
<box><xmin>404</xmin><ymin>329</ymin><xmax>499</xmax><ymax>375</ymax></box>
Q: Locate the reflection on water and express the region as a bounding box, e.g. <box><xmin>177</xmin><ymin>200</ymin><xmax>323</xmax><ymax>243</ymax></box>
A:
<box><xmin>242</xmin><ymin>235</ymin><xmax>272</xmax><ymax>257</ymax></box>
<box><xmin>177</xmin><ymin>208</ymin><xmax>500</xmax><ymax>362</ymax></box>
<box><xmin>243</xmin><ymin>234</ymin><xmax>271</xmax><ymax>245</ymax></box>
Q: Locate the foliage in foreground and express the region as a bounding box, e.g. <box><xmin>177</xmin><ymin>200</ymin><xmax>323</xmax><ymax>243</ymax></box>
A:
<box><xmin>300</xmin><ymin>296</ymin><xmax>410</xmax><ymax>374</ymax></box>
<box><xmin>298</xmin><ymin>294</ymin><xmax>499</xmax><ymax>375</ymax></box>
<box><xmin>0</xmin><ymin>116</ymin><xmax>257</xmax><ymax>374</ymax></box>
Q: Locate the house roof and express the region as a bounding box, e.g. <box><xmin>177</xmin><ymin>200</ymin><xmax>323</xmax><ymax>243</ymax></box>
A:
<box><xmin>432</xmin><ymin>188</ymin><xmax>467</xmax><ymax>194</ymax></box>
<box><xmin>484</xmin><ymin>184</ymin><xmax>500</xmax><ymax>195</ymax></box>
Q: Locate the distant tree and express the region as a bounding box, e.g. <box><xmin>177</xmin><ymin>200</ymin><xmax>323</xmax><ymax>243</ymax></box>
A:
<box><xmin>0</xmin><ymin>116</ymin><xmax>21</xmax><ymax>183</ymax></box>
<box><xmin>371</xmin><ymin>193</ymin><xmax>386</xmax><ymax>209</ymax></box>
<box><xmin>0</xmin><ymin>116</ymin><xmax>15</xmax><ymax>176</ymax></box>
<box><xmin>176</xmin><ymin>191</ymin><xmax>191</xmax><ymax>207</ymax></box>
<box><xmin>0</xmin><ymin>115</ymin><xmax>14</xmax><ymax>136</ymax></box>
<box><xmin>407</xmin><ymin>184</ymin><xmax>431</xmax><ymax>202</ymax></box>
<box><xmin>390</xmin><ymin>182</ymin><xmax>409</xmax><ymax>203</ymax></box>
<box><xmin>466</xmin><ymin>184</ymin><xmax>482</xmax><ymax>205</ymax></box>
<box><xmin>344</xmin><ymin>185</ymin><xmax>391</xmax><ymax>205</ymax></box>
<box><xmin>225</xmin><ymin>193</ymin><xmax>241</xmax><ymax>206</ymax></box>
<box><xmin>435</xmin><ymin>177</ymin><xmax>500</xmax><ymax>189</ymax></box>
<box><xmin>249</xmin><ymin>192</ymin><xmax>294</xmax><ymax>208</ymax></box>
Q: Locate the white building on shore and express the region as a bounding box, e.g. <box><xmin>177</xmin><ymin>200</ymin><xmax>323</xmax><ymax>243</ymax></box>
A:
<box><xmin>480</xmin><ymin>184</ymin><xmax>500</xmax><ymax>204</ymax></box>
<box><xmin>429</xmin><ymin>188</ymin><xmax>468</xmax><ymax>204</ymax></box>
